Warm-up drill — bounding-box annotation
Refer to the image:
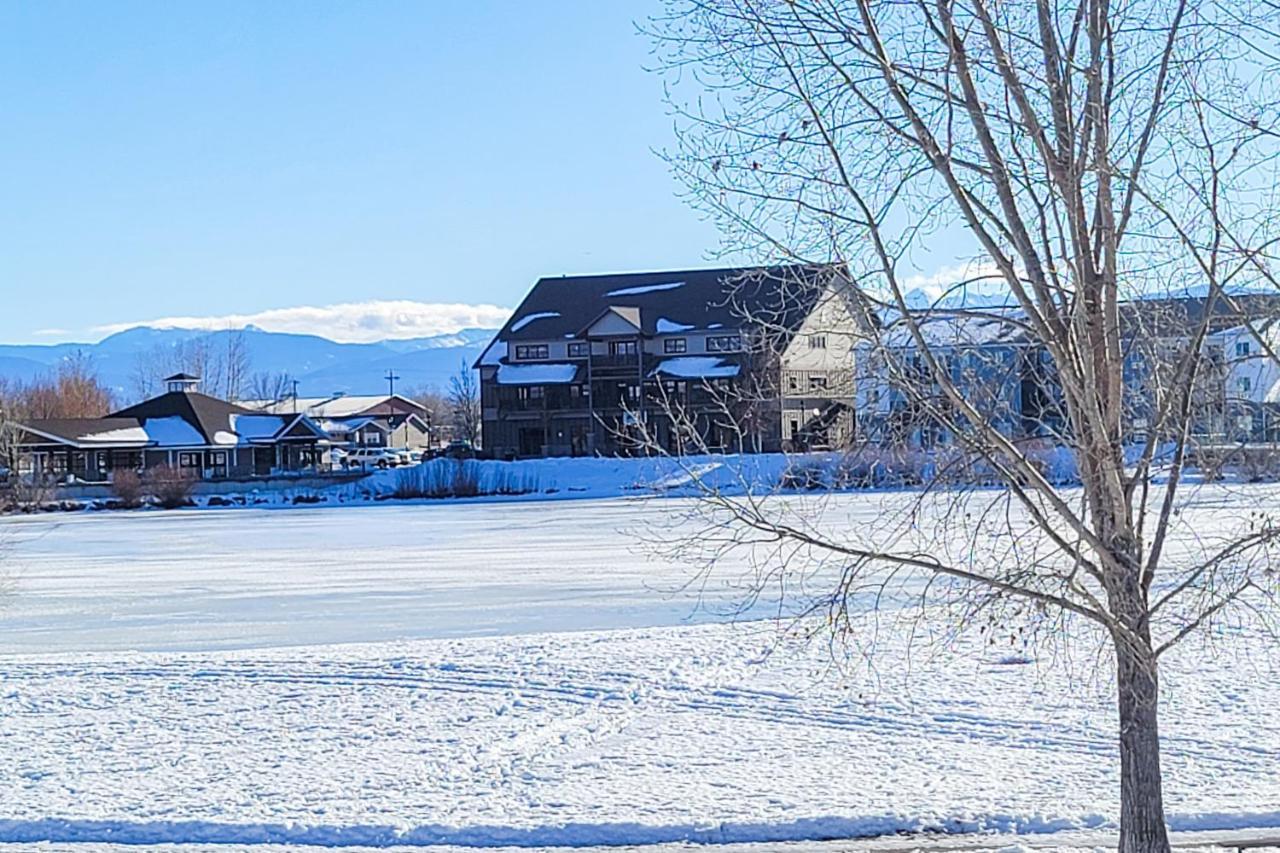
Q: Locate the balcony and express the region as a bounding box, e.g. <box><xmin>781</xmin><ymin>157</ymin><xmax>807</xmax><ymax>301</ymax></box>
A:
<box><xmin>589</xmin><ymin>354</ymin><xmax>644</xmax><ymax>373</ymax></box>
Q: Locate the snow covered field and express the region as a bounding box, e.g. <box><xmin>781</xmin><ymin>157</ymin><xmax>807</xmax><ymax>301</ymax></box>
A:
<box><xmin>0</xmin><ymin>491</ymin><xmax>1278</xmax><ymax>849</ymax></box>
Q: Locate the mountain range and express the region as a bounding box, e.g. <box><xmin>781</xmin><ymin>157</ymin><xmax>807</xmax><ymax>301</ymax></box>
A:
<box><xmin>0</xmin><ymin>326</ymin><xmax>498</xmax><ymax>402</ymax></box>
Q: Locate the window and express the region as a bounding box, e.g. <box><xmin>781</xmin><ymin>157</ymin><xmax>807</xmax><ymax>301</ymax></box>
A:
<box><xmin>609</xmin><ymin>340</ymin><xmax>638</xmax><ymax>357</ymax></box>
<box><xmin>808</xmin><ymin>335</ymin><xmax>827</xmax><ymax>349</ymax></box>
<box><xmin>568</xmin><ymin>342</ymin><xmax>589</xmax><ymax>358</ymax></box>
<box><xmin>1239</xmin><ymin>376</ymin><xmax>1253</xmax><ymax>393</ymax></box>
<box><xmin>570</xmin><ymin>383</ymin><xmax>589</xmax><ymax>400</ymax></box>
<box><xmin>664</xmin><ymin>338</ymin><xmax>687</xmax><ymax>354</ymax></box>
<box><xmin>707</xmin><ymin>334</ymin><xmax>742</xmax><ymax>352</ymax></box>
<box><xmin>178</xmin><ymin>452</ymin><xmax>201</xmax><ymax>468</ymax></box>
<box><xmin>515</xmin><ymin>344</ymin><xmax>549</xmax><ymax>360</ymax></box>
<box><xmin>787</xmin><ymin>374</ymin><xmax>799</xmax><ymax>392</ymax></box>
<box><xmin>808</xmin><ymin>375</ymin><xmax>829</xmax><ymax>391</ymax></box>
<box><xmin>1237</xmin><ymin>341</ymin><xmax>1252</xmax><ymax>358</ymax></box>
<box><xmin>517</xmin><ymin>386</ymin><xmax>544</xmax><ymax>402</ymax></box>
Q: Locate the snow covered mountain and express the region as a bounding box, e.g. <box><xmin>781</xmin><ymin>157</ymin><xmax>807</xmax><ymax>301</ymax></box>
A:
<box><xmin>0</xmin><ymin>326</ymin><xmax>497</xmax><ymax>400</ymax></box>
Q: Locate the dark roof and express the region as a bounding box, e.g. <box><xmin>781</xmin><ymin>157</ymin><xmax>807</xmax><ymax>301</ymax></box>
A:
<box><xmin>490</xmin><ymin>264</ymin><xmax>844</xmax><ymax>346</ymax></box>
<box><xmin>21</xmin><ymin>417</ymin><xmax>147</xmax><ymax>446</ymax></box>
<box><xmin>164</xmin><ymin>372</ymin><xmax>201</xmax><ymax>381</ymax></box>
<box><xmin>109</xmin><ymin>391</ymin><xmax>257</xmax><ymax>445</ymax></box>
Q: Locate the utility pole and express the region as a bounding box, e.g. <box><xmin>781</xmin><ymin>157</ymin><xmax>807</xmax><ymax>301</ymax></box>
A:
<box><xmin>291</xmin><ymin>379</ymin><xmax>300</xmax><ymax>415</ymax></box>
<box><xmin>385</xmin><ymin>370</ymin><xmax>400</xmax><ymax>398</ymax></box>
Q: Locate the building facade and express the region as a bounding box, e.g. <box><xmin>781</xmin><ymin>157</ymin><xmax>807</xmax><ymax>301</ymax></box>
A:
<box><xmin>477</xmin><ymin>265</ymin><xmax>863</xmax><ymax>458</ymax></box>
<box><xmin>15</xmin><ymin>374</ymin><xmax>332</xmax><ymax>483</ymax></box>
<box><xmin>245</xmin><ymin>394</ymin><xmax>433</xmax><ymax>450</ymax></box>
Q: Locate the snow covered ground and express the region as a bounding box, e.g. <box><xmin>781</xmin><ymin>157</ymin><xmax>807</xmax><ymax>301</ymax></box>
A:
<box><xmin>0</xmin><ymin>490</ymin><xmax>1277</xmax><ymax>849</ymax></box>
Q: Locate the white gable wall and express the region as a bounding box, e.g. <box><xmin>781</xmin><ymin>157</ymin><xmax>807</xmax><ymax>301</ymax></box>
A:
<box><xmin>586</xmin><ymin>312</ymin><xmax>643</xmax><ymax>337</ymax></box>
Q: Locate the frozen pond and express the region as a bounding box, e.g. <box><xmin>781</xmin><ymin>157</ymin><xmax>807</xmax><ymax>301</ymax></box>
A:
<box><xmin>0</xmin><ymin>498</ymin><xmax>784</xmax><ymax>655</ymax></box>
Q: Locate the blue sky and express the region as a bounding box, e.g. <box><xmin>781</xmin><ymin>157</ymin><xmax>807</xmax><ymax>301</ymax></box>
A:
<box><xmin>0</xmin><ymin>1</ymin><xmax>736</xmax><ymax>344</ymax></box>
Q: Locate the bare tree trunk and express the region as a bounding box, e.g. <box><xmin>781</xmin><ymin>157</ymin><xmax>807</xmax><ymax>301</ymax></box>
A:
<box><xmin>1115</xmin><ymin>615</ymin><xmax>1171</xmax><ymax>853</ymax></box>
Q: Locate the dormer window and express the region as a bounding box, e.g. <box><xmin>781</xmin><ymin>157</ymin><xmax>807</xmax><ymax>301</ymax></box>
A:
<box><xmin>664</xmin><ymin>338</ymin><xmax>688</xmax><ymax>354</ymax></box>
<box><xmin>1237</xmin><ymin>341</ymin><xmax>1251</xmax><ymax>358</ymax></box>
<box><xmin>808</xmin><ymin>335</ymin><xmax>827</xmax><ymax>349</ymax></box>
<box><xmin>515</xmin><ymin>344</ymin><xmax>549</xmax><ymax>360</ymax></box>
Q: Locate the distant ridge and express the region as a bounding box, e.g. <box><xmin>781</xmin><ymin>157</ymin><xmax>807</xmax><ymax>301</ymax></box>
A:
<box><xmin>0</xmin><ymin>326</ymin><xmax>498</xmax><ymax>400</ymax></box>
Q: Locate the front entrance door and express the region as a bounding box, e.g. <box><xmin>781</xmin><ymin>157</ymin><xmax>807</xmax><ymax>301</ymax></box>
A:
<box><xmin>518</xmin><ymin>427</ymin><xmax>544</xmax><ymax>458</ymax></box>
<box><xmin>253</xmin><ymin>447</ymin><xmax>273</xmax><ymax>476</ymax></box>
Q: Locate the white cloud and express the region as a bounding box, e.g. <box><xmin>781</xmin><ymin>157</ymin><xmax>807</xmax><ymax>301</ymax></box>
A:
<box><xmin>93</xmin><ymin>300</ymin><xmax>513</xmax><ymax>344</ymax></box>
<box><xmin>900</xmin><ymin>260</ymin><xmax>1006</xmax><ymax>303</ymax></box>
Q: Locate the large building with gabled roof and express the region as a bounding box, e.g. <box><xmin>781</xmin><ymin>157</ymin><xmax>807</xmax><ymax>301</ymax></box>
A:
<box><xmin>14</xmin><ymin>374</ymin><xmax>332</xmax><ymax>483</ymax></box>
<box><xmin>476</xmin><ymin>264</ymin><xmax>866</xmax><ymax>457</ymax></box>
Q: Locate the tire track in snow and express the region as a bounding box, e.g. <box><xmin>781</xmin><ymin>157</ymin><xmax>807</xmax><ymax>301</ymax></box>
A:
<box><xmin>3</xmin><ymin>655</ymin><xmax>1272</xmax><ymax>777</ymax></box>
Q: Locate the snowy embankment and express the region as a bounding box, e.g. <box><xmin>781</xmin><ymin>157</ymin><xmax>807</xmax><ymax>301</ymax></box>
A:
<box><xmin>357</xmin><ymin>452</ymin><xmax>792</xmax><ymax>502</ymax></box>
<box><xmin>1</xmin><ymin>491</ymin><xmax>1278</xmax><ymax>848</ymax></box>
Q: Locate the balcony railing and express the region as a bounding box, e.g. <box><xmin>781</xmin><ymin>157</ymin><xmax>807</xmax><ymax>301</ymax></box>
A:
<box><xmin>589</xmin><ymin>354</ymin><xmax>643</xmax><ymax>372</ymax></box>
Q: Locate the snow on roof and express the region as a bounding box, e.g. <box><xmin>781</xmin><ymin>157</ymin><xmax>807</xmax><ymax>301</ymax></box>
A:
<box><xmin>318</xmin><ymin>416</ymin><xmax>383</xmax><ymax>433</ymax></box>
<box><xmin>650</xmin><ymin>356</ymin><xmax>741</xmax><ymax>379</ymax></box>
<box><xmin>79</xmin><ymin>425</ymin><xmax>149</xmax><ymax>444</ymax></box>
<box><xmin>656</xmin><ymin>317</ymin><xmax>696</xmax><ymax>334</ymax></box>
<box><xmin>300</xmin><ymin>397</ymin><xmax>386</xmax><ymax>418</ymax></box>
<box><xmin>477</xmin><ymin>339</ymin><xmax>506</xmax><ymax>366</ymax></box>
<box><xmin>881</xmin><ymin>313</ymin><xmax>1024</xmax><ymax>348</ymax></box>
<box><xmin>212</xmin><ymin>430</ymin><xmax>239</xmax><ymax>446</ymax></box>
<box><xmin>495</xmin><ymin>363</ymin><xmax>579</xmax><ymax>385</ymax></box>
<box><xmin>605</xmin><ymin>281</ymin><xmax>685</xmax><ymax>298</ymax></box>
<box><xmin>510</xmin><ymin>311</ymin><xmax>561</xmax><ymax>333</ymax></box>
<box><xmin>247</xmin><ymin>395</ymin><xmax>412</xmax><ymax>419</ymax></box>
<box><xmin>142</xmin><ymin>416</ymin><xmax>206</xmax><ymax>447</ymax></box>
<box><xmin>230</xmin><ymin>414</ymin><xmax>286</xmax><ymax>442</ymax></box>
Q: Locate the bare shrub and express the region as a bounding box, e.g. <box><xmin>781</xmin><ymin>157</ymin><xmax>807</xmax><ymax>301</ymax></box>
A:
<box><xmin>1238</xmin><ymin>448</ymin><xmax>1280</xmax><ymax>483</ymax></box>
<box><xmin>391</xmin><ymin>460</ymin><xmax>537</xmax><ymax>500</ymax></box>
<box><xmin>1</xmin><ymin>476</ymin><xmax>55</xmax><ymax>514</ymax></box>
<box><xmin>145</xmin><ymin>465</ymin><xmax>196</xmax><ymax>509</ymax></box>
<box><xmin>111</xmin><ymin>469</ymin><xmax>144</xmax><ymax>509</ymax></box>
<box><xmin>450</xmin><ymin>462</ymin><xmax>480</xmax><ymax>498</ymax></box>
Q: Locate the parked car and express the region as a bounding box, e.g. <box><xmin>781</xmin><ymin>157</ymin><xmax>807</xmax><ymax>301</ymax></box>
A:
<box><xmin>442</xmin><ymin>440</ymin><xmax>476</xmax><ymax>460</ymax></box>
<box><xmin>387</xmin><ymin>448</ymin><xmax>416</xmax><ymax>466</ymax></box>
<box><xmin>344</xmin><ymin>447</ymin><xmax>403</xmax><ymax>469</ymax></box>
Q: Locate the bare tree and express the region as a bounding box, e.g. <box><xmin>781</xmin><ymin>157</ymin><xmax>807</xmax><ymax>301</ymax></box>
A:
<box><xmin>650</xmin><ymin>3</ymin><xmax>1280</xmax><ymax>852</ymax></box>
<box><xmin>20</xmin><ymin>351</ymin><xmax>114</xmax><ymax>418</ymax></box>
<box><xmin>248</xmin><ymin>371</ymin><xmax>296</xmax><ymax>406</ymax></box>
<box><xmin>0</xmin><ymin>376</ymin><xmax>56</xmax><ymax>510</ymax></box>
<box><xmin>409</xmin><ymin>385</ymin><xmax>452</xmax><ymax>445</ymax></box>
<box><xmin>448</xmin><ymin>361</ymin><xmax>481</xmax><ymax>447</ymax></box>
<box><xmin>0</xmin><ymin>378</ymin><xmax>24</xmax><ymax>479</ymax></box>
<box><xmin>131</xmin><ymin>329</ymin><xmax>251</xmax><ymax>401</ymax></box>
<box><xmin>220</xmin><ymin>329</ymin><xmax>251</xmax><ymax>402</ymax></box>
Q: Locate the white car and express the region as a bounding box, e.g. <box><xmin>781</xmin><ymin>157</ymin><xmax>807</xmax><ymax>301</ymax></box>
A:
<box><xmin>345</xmin><ymin>447</ymin><xmax>403</xmax><ymax>469</ymax></box>
<box><xmin>386</xmin><ymin>448</ymin><xmax>418</xmax><ymax>467</ymax></box>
